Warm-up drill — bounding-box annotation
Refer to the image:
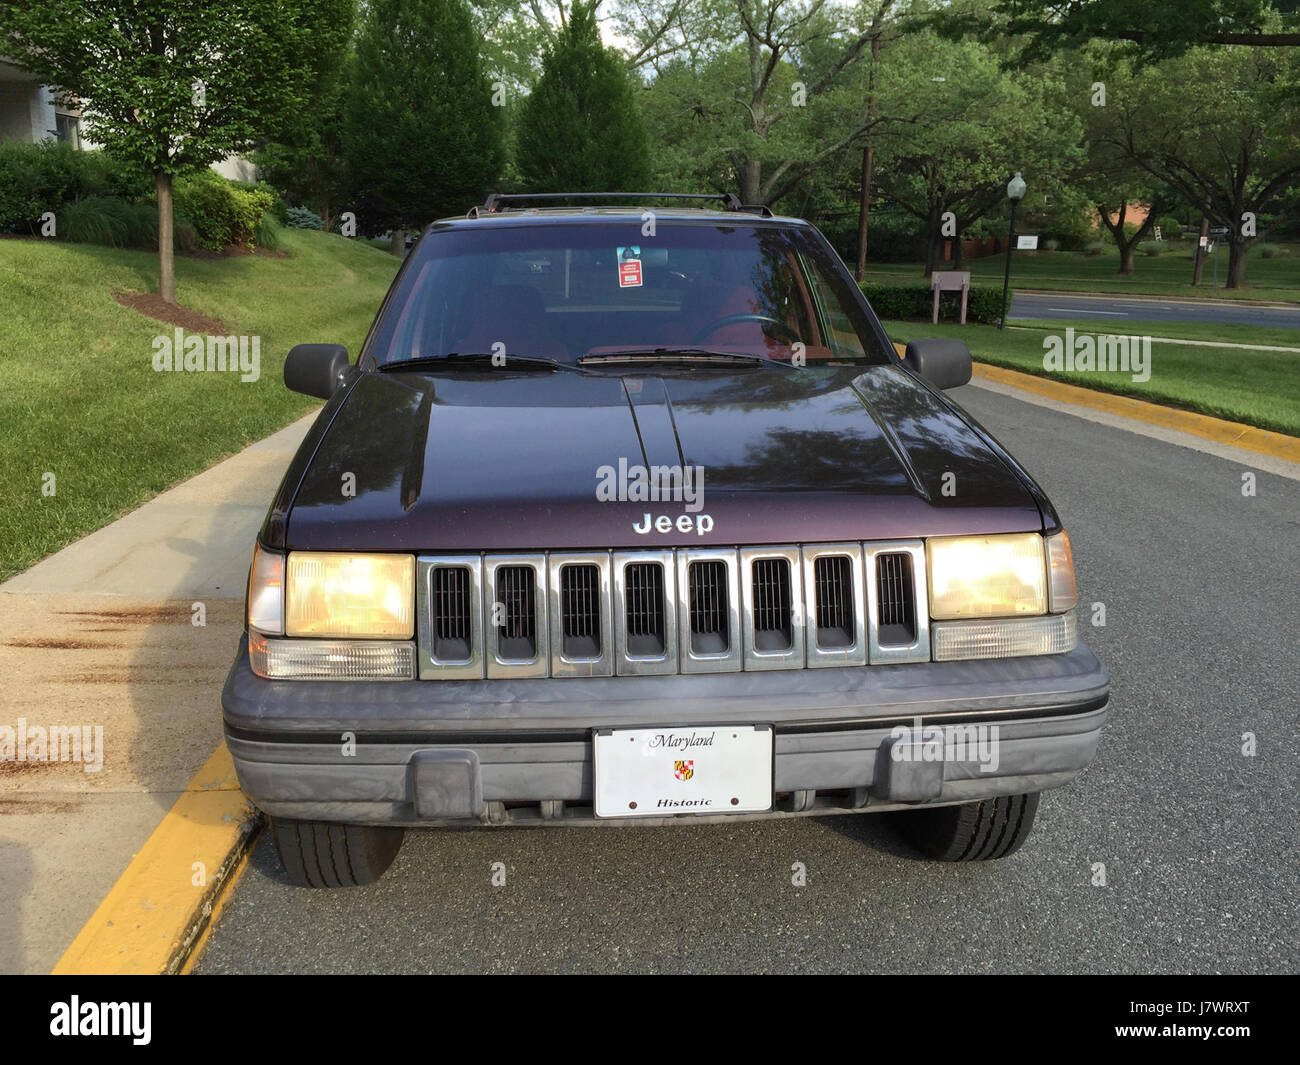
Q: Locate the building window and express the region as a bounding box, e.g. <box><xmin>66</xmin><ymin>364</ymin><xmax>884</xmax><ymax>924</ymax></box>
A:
<box><xmin>55</xmin><ymin>113</ymin><xmax>80</xmax><ymax>149</ymax></box>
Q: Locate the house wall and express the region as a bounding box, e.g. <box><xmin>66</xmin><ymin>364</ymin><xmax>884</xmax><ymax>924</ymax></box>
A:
<box><xmin>0</xmin><ymin>79</ymin><xmax>54</xmax><ymax>142</ymax></box>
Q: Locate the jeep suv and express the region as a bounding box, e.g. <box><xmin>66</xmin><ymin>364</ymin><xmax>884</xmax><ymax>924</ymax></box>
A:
<box><xmin>222</xmin><ymin>193</ymin><xmax>1110</xmax><ymax>887</ymax></box>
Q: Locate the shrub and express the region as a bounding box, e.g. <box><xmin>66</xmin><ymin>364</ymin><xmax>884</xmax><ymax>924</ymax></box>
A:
<box><xmin>0</xmin><ymin>140</ymin><xmax>81</xmax><ymax>232</ymax></box>
<box><xmin>1257</xmin><ymin>242</ymin><xmax>1281</xmax><ymax>259</ymax></box>
<box><xmin>57</xmin><ymin>195</ymin><xmax>188</xmax><ymax>251</ymax></box>
<box><xmin>1042</xmin><ymin>237</ymin><xmax>1060</xmax><ymax>252</ymax></box>
<box><xmin>285</xmin><ymin>205</ymin><xmax>324</xmax><ymax>229</ymax></box>
<box><xmin>174</xmin><ymin>171</ymin><xmax>280</xmax><ymax>250</ymax></box>
<box><xmin>1142</xmin><ymin>241</ymin><xmax>1163</xmax><ymax>256</ymax></box>
<box><xmin>1155</xmin><ymin>215</ymin><xmax>1184</xmax><ymax>240</ymax></box>
<box><xmin>257</xmin><ymin>211</ymin><xmax>284</xmax><ymax>251</ymax></box>
<box><xmin>58</xmin><ymin>197</ymin><xmax>129</xmax><ymax>246</ymax></box>
<box><xmin>1083</xmin><ymin>240</ymin><xmax>1106</xmax><ymax>256</ymax></box>
<box><xmin>251</xmin><ymin>181</ymin><xmax>288</xmax><ymax>223</ymax></box>
<box><xmin>859</xmin><ymin>282</ymin><xmax>1010</xmax><ymax>325</ymax></box>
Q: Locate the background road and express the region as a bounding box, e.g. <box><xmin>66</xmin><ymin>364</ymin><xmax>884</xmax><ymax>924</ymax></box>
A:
<box><xmin>1010</xmin><ymin>291</ymin><xmax>1300</xmax><ymax>330</ymax></box>
<box><xmin>196</xmin><ymin>385</ymin><xmax>1299</xmax><ymax>974</ymax></box>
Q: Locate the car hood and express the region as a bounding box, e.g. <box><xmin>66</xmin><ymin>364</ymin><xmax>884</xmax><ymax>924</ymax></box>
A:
<box><xmin>284</xmin><ymin>364</ymin><xmax>1045</xmax><ymax>551</ymax></box>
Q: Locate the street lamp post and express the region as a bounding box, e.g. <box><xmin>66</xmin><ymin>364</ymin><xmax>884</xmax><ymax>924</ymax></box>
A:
<box><xmin>999</xmin><ymin>171</ymin><xmax>1026</xmax><ymax>330</ymax></box>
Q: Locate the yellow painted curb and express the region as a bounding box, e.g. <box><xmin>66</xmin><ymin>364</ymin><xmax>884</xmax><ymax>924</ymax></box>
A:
<box><xmin>51</xmin><ymin>743</ymin><xmax>260</xmax><ymax>975</ymax></box>
<box><xmin>892</xmin><ymin>341</ymin><xmax>1300</xmax><ymax>464</ymax></box>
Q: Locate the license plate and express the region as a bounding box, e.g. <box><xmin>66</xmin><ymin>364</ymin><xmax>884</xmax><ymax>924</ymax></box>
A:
<box><xmin>593</xmin><ymin>725</ymin><xmax>773</xmax><ymax>818</ymax></box>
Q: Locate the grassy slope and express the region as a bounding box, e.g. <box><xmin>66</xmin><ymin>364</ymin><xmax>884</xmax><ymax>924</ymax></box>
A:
<box><xmin>884</xmin><ymin>318</ymin><xmax>1300</xmax><ymax>436</ymax></box>
<box><xmin>0</xmin><ymin>230</ymin><xmax>400</xmax><ymax>580</ymax></box>
<box><xmin>862</xmin><ymin>245</ymin><xmax>1300</xmax><ymax>303</ymax></box>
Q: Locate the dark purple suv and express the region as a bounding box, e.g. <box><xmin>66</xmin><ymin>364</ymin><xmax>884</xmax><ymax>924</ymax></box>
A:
<box><xmin>223</xmin><ymin>194</ymin><xmax>1109</xmax><ymax>887</ymax></box>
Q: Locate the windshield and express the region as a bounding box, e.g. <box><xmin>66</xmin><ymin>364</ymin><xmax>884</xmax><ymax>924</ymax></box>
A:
<box><xmin>365</xmin><ymin>221</ymin><xmax>892</xmax><ymax>368</ymax></box>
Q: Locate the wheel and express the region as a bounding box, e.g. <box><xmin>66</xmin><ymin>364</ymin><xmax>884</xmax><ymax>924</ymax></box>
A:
<box><xmin>270</xmin><ymin>817</ymin><xmax>405</xmax><ymax>887</ymax></box>
<box><xmin>895</xmin><ymin>793</ymin><xmax>1040</xmax><ymax>861</ymax></box>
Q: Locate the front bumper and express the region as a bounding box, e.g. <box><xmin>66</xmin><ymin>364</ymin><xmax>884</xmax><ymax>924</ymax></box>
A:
<box><xmin>222</xmin><ymin>639</ymin><xmax>1110</xmax><ymax>827</ymax></box>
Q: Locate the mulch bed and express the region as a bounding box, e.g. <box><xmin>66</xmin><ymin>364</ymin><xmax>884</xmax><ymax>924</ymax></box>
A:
<box><xmin>112</xmin><ymin>289</ymin><xmax>230</xmax><ymax>333</ymax></box>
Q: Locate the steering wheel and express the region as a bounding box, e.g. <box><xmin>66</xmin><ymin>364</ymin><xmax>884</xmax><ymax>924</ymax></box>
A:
<box><xmin>690</xmin><ymin>313</ymin><xmax>801</xmax><ymax>346</ymax></box>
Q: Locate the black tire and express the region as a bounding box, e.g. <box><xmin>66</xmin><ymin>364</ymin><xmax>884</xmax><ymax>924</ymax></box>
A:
<box><xmin>895</xmin><ymin>792</ymin><xmax>1040</xmax><ymax>861</ymax></box>
<box><xmin>270</xmin><ymin>817</ymin><xmax>405</xmax><ymax>887</ymax></box>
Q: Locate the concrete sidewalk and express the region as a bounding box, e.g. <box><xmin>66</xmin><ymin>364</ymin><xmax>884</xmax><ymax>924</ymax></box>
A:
<box><xmin>0</xmin><ymin>413</ymin><xmax>315</xmax><ymax>975</ymax></box>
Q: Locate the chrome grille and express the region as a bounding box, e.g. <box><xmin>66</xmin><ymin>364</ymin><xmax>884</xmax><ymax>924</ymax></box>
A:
<box><xmin>624</xmin><ymin>562</ymin><xmax>665</xmax><ymax>655</ymax></box>
<box><xmin>417</xmin><ymin>542</ymin><xmax>929</xmax><ymax>678</ymax></box>
<box><xmin>751</xmin><ymin>558</ymin><xmax>791</xmax><ymax>650</ymax></box>
<box><xmin>687</xmin><ymin>560</ymin><xmax>729</xmax><ymax>654</ymax></box>
<box><xmin>875</xmin><ymin>551</ymin><xmax>915</xmax><ymax>642</ymax></box>
<box><xmin>432</xmin><ymin>566</ymin><xmax>472</xmax><ymax>661</ymax></box>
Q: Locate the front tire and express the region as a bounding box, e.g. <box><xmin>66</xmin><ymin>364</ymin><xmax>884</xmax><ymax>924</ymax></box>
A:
<box><xmin>270</xmin><ymin>817</ymin><xmax>405</xmax><ymax>887</ymax></box>
<box><xmin>895</xmin><ymin>792</ymin><xmax>1040</xmax><ymax>861</ymax></box>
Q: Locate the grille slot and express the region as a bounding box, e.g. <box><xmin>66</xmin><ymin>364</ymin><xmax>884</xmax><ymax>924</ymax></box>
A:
<box><xmin>559</xmin><ymin>563</ymin><xmax>601</xmax><ymax>658</ymax></box>
<box><xmin>432</xmin><ymin>566</ymin><xmax>472</xmax><ymax>661</ymax></box>
<box><xmin>624</xmin><ymin>562</ymin><xmax>665</xmax><ymax>656</ymax></box>
<box><xmin>494</xmin><ymin>565</ymin><xmax>537</xmax><ymax>660</ymax></box>
<box><xmin>813</xmin><ymin>555</ymin><xmax>855</xmax><ymax>648</ymax></box>
<box><xmin>688</xmin><ymin>560</ymin><xmax>729</xmax><ymax>654</ymax></box>
<box><xmin>751</xmin><ymin>558</ymin><xmax>792</xmax><ymax>651</ymax></box>
<box><xmin>875</xmin><ymin>551</ymin><xmax>916</xmax><ymax>644</ymax></box>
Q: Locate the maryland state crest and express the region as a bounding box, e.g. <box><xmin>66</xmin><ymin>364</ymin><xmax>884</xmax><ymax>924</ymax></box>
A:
<box><xmin>673</xmin><ymin>759</ymin><xmax>694</xmax><ymax>782</ymax></box>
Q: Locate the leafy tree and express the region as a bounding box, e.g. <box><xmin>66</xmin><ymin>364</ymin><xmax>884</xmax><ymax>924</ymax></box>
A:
<box><xmin>254</xmin><ymin>3</ymin><xmax>358</xmax><ymax>231</ymax></box>
<box><xmin>516</xmin><ymin>2</ymin><xmax>650</xmax><ymax>193</ymax></box>
<box><xmin>935</xmin><ymin>0</ymin><xmax>1300</xmax><ymax>62</ymax></box>
<box><xmin>870</xmin><ymin>32</ymin><xmax>1085</xmax><ymax>275</ymax></box>
<box><xmin>1060</xmin><ymin>52</ymin><xmax>1178</xmax><ymax>273</ymax></box>
<box><xmin>342</xmin><ymin>0</ymin><xmax>504</xmax><ymax>248</ymax></box>
<box><xmin>1098</xmin><ymin>45</ymin><xmax>1300</xmax><ymax>287</ymax></box>
<box><xmin>0</xmin><ymin>0</ymin><xmax>343</xmax><ymax>303</ymax></box>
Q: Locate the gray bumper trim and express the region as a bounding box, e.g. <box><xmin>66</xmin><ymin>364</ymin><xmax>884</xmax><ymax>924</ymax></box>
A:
<box><xmin>221</xmin><ymin>638</ymin><xmax>1110</xmax><ymax>827</ymax></box>
<box><xmin>222</xmin><ymin>639</ymin><xmax>1108</xmax><ymax>736</ymax></box>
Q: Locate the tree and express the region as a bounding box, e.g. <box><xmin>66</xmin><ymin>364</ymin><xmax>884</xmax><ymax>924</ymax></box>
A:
<box><xmin>0</xmin><ymin>0</ymin><xmax>341</xmax><ymax>303</ymax></box>
<box><xmin>870</xmin><ymin>32</ymin><xmax>1084</xmax><ymax>275</ymax></box>
<box><xmin>935</xmin><ymin>0</ymin><xmax>1300</xmax><ymax>62</ymax></box>
<box><xmin>516</xmin><ymin>2</ymin><xmax>650</xmax><ymax>193</ymax></box>
<box><xmin>1100</xmin><ymin>45</ymin><xmax>1300</xmax><ymax>287</ymax></box>
<box><xmin>1063</xmin><ymin>52</ymin><xmax>1175</xmax><ymax>274</ymax></box>
<box><xmin>254</xmin><ymin>3</ymin><xmax>358</xmax><ymax>231</ymax></box>
<box><xmin>635</xmin><ymin>0</ymin><xmax>915</xmax><ymax>206</ymax></box>
<box><xmin>342</xmin><ymin>0</ymin><xmax>504</xmax><ymax>249</ymax></box>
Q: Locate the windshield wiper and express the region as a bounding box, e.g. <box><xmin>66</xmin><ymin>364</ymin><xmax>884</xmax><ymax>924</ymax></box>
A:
<box><xmin>378</xmin><ymin>353</ymin><xmax>578</xmax><ymax>373</ymax></box>
<box><xmin>577</xmin><ymin>347</ymin><xmax>777</xmax><ymax>367</ymax></box>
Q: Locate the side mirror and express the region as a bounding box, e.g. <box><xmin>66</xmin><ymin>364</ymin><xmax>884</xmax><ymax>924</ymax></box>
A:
<box><xmin>902</xmin><ymin>338</ymin><xmax>972</xmax><ymax>390</ymax></box>
<box><xmin>285</xmin><ymin>343</ymin><xmax>350</xmax><ymax>399</ymax></box>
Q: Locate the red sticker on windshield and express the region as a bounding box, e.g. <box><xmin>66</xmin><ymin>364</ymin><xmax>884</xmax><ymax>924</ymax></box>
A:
<box><xmin>617</xmin><ymin>246</ymin><xmax>642</xmax><ymax>287</ymax></box>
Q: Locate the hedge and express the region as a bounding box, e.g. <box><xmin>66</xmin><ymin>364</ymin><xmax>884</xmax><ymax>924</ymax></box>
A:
<box><xmin>859</xmin><ymin>282</ymin><xmax>1011</xmax><ymax>325</ymax></box>
<box><xmin>0</xmin><ymin>141</ymin><xmax>149</xmax><ymax>234</ymax></box>
<box><xmin>173</xmin><ymin>171</ymin><xmax>284</xmax><ymax>250</ymax></box>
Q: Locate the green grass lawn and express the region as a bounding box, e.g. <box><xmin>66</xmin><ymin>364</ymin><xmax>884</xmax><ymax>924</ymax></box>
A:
<box><xmin>884</xmin><ymin>318</ymin><xmax>1300</xmax><ymax>437</ymax></box>
<box><xmin>0</xmin><ymin>230</ymin><xmax>400</xmax><ymax>581</ymax></box>
<box><xmin>864</xmin><ymin>244</ymin><xmax>1300</xmax><ymax>303</ymax></box>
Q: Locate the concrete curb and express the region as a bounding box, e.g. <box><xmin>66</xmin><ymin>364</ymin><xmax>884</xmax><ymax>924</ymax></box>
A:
<box><xmin>51</xmin><ymin>744</ymin><xmax>262</xmax><ymax>975</ymax></box>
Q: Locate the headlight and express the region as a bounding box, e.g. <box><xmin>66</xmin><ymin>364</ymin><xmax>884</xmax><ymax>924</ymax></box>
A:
<box><xmin>926</xmin><ymin>533</ymin><xmax>1047</xmax><ymax>619</ymax></box>
<box><xmin>285</xmin><ymin>552</ymin><xmax>415</xmax><ymax>638</ymax></box>
<box><xmin>247</xmin><ymin>543</ymin><xmax>284</xmax><ymax>634</ymax></box>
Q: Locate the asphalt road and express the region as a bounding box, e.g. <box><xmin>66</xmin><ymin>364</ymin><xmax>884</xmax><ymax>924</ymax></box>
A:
<box><xmin>196</xmin><ymin>386</ymin><xmax>1299</xmax><ymax>974</ymax></box>
<box><xmin>1010</xmin><ymin>291</ymin><xmax>1300</xmax><ymax>330</ymax></box>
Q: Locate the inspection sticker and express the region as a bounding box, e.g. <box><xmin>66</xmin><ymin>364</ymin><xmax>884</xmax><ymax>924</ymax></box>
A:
<box><xmin>617</xmin><ymin>246</ymin><xmax>643</xmax><ymax>287</ymax></box>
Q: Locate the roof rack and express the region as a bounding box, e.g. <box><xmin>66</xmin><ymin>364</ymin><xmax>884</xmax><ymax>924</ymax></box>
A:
<box><xmin>467</xmin><ymin>192</ymin><xmax>774</xmax><ymax>218</ymax></box>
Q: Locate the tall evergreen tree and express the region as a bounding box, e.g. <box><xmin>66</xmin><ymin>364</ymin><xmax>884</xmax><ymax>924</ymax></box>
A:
<box><xmin>342</xmin><ymin>0</ymin><xmax>503</xmax><ymax>247</ymax></box>
<box><xmin>517</xmin><ymin>2</ymin><xmax>649</xmax><ymax>193</ymax></box>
